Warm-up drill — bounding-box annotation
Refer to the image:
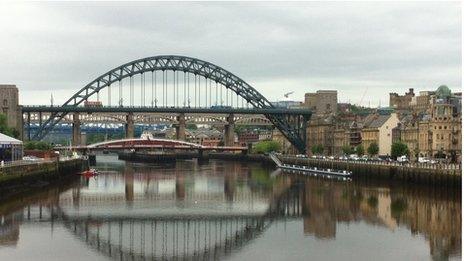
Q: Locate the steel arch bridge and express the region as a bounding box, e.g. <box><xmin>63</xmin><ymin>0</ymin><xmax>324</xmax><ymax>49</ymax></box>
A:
<box><xmin>29</xmin><ymin>55</ymin><xmax>310</xmax><ymax>152</ymax></box>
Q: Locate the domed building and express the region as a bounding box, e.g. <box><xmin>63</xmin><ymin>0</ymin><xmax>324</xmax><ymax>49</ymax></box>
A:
<box><xmin>417</xmin><ymin>85</ymin><xmax>461</xmax><ymax>162</ymax></box>
<box><xmin>435</xmin><ymin>85</ymin><xmax>452</xmax><ymax>100</ymax></box>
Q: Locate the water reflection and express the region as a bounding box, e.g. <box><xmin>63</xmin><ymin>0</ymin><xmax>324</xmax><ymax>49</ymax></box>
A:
<box><xmin>0</xmin><ymin>157</ymin><xmax>460</xmax><ymax>261</ymax></box>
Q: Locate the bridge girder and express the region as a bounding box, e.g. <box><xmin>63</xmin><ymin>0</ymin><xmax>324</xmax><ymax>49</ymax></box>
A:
<box><xmin>25</xmin><ymin>112</ymin><xmax>273</xmax><ymax>126</ymax></box>
<box><xmin>29</xmin><ymin>55</ymin><xmax>310</xmax><ymax>152</ymax></box>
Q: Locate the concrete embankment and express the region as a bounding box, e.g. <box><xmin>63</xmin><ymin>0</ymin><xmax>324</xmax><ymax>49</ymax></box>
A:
<box><xmin>0</xmin><ymin>159</ymin><xmax>87</xmax><ymax>198</ymax></box>
<box><xmin>278</xmin><ymin>156</ymin><xmax>461</xmax><ymax>187</ymax></box>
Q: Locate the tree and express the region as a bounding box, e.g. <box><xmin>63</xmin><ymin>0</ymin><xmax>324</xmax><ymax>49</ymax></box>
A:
<box><xmin>24</xmin><ymin>141</ymin><xmax>52</xmax><ymax>151</ymax></box>
<box><xmin>252</xmin><ymin>140</ymin><xmax>281</xmax><ymax>154</ymax></box>
<box><xmin>311</xmin><ymin>144</ymin><xmax>324</xmax><ymax>155</ymax></box>
<box><xmin>0</xmin><ymin>113</ymin><xmax>19</xmax><ymax>138</ymax></box>
<box><xmin>367</xmin><ymin>142</ymin><xmax>379</xmax><ymax>156</ymax></box>
<box><xmin>186</xmin><ymin>124</ymin><xmax>198</xmax><ymax>130</ymax></box>
<box><xmin>342</xmin><ymin>145</ymin><xmax>354</xmax><ymax>155</ymax></box>
<box><xmin>391</xmin><ymin>141</ymin><xmax>409</xmax><ymax>159</ymax></box>
<box><xmin>355</xmin><ymin>144</ymin><xmax>364</xmax><ymax>156</ymax></box>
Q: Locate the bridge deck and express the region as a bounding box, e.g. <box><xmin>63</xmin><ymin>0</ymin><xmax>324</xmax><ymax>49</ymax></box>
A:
<box><xmin>22</xmin><ymin>105</ymin><xmax>311</xmax><ymax>115</ymax></box>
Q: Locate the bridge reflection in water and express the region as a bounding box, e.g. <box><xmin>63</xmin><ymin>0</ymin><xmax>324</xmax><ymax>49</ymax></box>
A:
<box><xmin>0</xmin><ymin>159</ymin><xmax>461</xmax><ymax>261</ymax></box>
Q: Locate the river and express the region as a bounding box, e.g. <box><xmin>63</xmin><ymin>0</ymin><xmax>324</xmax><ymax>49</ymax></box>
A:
<box><xmin>0</xmin><ymin>155</ymin><xmax>460</xmax><ymax>260</ymax></box>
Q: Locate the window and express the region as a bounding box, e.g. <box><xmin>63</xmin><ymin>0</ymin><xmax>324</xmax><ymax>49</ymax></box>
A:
<box><xmin>444</xmin><ymin>126</ymin><xmax>447</xmax><ymax>130</ymax></box>
<box><xmin>439</xmin><ymin>126</ymin><xmax>442</xmax><ymax>130</ymax></box>
<box><xmin>2</xmin><ymin>99</ymin><xmax>7</xmax><ymax>106</ymax></box>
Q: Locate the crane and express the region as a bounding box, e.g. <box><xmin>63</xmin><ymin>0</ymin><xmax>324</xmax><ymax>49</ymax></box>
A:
<box><xmin>284</xmin><ymin>91</ymin><xmax>294</xmax><ymax>98</ymax></box>
<box><xmin>358</xmin><ymin>87</ymin><xmax>368</xmax><ymax>106</ymax></box>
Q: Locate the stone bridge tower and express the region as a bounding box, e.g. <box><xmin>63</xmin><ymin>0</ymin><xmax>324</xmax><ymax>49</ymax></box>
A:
<box><xmin>0</xmin><ymin>84</ymin><xmax>22</xmax><ymax>139</ymax></box>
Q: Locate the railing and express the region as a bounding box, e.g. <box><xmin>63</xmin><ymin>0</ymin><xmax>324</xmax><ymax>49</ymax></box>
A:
<box><xmin>279</xmin><ymin>156</ymin><xmax>462</xmax><ymax>172</ymax></box>
<box><xmin>0</xmin><ymin>158</ymin><xmax>55</xmax><ymax>168</ymax></box>
<box><xmin>0</xmin><ymin>156</ymin><xmax>84</xmax><ymax>169</ymax></box>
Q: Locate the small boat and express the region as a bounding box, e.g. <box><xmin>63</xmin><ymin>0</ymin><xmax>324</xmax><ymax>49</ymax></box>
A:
<box><xmin>78</xmin><ymin>169</ymin><xmax>99</xmax><ymax>177</ymax></box>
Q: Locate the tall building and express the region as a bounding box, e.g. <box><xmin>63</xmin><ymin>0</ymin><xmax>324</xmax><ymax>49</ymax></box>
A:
<box><xmin>395</xmin><ymin>85</ymin><xmax>461</xmax><ymax>162</ymax></box>
<box><xmin>0</xmin><ymin>85</ymin><xmax>21</xmax><ymax>135</ymax></box>
<box><xmin>304</xmin><ymin>90</ymin><xmax>337</xmax><ymax>116</ymax></box>
<box><xmin>389</xmin><ymin>88</ymin><xmax>415</xmax><ymax>110</ymax></box>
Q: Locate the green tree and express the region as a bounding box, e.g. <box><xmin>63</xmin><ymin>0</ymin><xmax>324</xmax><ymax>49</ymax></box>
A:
<box><xmin>87</xmin><ymin>133</ymin><xmax>106</xmax><ymax>144</ymax></box>
<box><xmin>24</xmin><ymin>141</ymin><xmax>52</xmax><ymax>150</ymax></box>
<box><xmin>391</xmin><ymin>141</ymin><xmax>409</xmax><ymax>159</ymax></box>
<box><xmin>24</xmin><ymin>141</ymin><xmax>37</xmax><ymax>150</ymax></box>
<box><xmin>186</xmin><ymin>124</ymin><xmax>198</xmax><ymax>130</ymax></box>
<box><xmin>355</xmin><ymin>144</ymin><xmax>364</xmax><ymax>156</ymax></box>
<box><xmin>252</xmin><ymin>140</ymin><xmax>281</xmax><ymax>154</ymax></box>
<box><xmin>367</xmin><ymin>142</ymin><xmax>379</xmax><ymax>156</ymax></box>
<box><xmin>342</xmin><ymin>145</ymin><xmax>354</xmax><ymax>155</ymax></box>
<box><xmin>0</xmin><ymin>113</ymin><xmax>19</xmax><ymax>138</ymax></box>
<box><xmin>311</xmin><ymin>144</ymin><xmax>324</xmax><ymax>155</ymax></box>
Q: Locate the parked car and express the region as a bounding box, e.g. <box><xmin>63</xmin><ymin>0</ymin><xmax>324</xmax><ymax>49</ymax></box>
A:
<box><xmin>23</xmin><ymin>156</ymin><xmax>42</xmax><ymax>161</ymax></box>
<box><xmin>418</xmin><ymin>157</ymin><xmax>429</xmax><ymax>163</ymax></box>
<box><xmin>296</xmin><ymin>154</ymin><xmax>307</xmax><ymax>158</ymax></box>
<box><xmin>397</xmin><ymin>155</ymin><xmax>409</xmax><ymax>163</ymax></box>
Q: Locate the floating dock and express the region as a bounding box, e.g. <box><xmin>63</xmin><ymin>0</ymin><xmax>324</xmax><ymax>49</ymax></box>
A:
<box><xmin>269</xmin><ymin>153</ymin><xmax>352</xmax><ymax>180</ymax></box>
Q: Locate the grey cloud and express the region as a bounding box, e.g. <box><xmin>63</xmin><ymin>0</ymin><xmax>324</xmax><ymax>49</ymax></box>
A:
<box><xmin>0</xmin><ymin>2</ymin><xmax>460</xmax><ymax>105</ymax></box>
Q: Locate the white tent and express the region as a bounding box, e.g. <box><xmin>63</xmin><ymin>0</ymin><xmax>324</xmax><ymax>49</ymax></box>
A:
<box><xmin>0</xmin><ymin>132</ymin><xmax>23</xmax><ymax>161</ymax></box>
<box><xmin>0</xmin><ymin>132</ymin><xmax>22</xmax><ymax>145</ymax></box>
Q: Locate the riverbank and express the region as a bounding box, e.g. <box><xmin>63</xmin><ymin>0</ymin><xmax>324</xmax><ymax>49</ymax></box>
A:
<box><xmin>0</xmin><ymin>158</ymin><xmax>87</xmax><ymax>199</ymax></box>
<box><xmin>116</xmin><ymin>151</ymin><xmax>460</xmax><ymax>187</ymax></box>
<box><xmin>278</xmin><ymin>156</ymin><xmax>461</xmax><ymax>187</ymax></box>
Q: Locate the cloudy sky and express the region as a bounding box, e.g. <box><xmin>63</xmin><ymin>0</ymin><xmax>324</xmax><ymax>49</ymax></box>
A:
<box><xmin>0</xmin><ymin>2</ymin><xmax>461</xmax><ymax>106</ymax></box>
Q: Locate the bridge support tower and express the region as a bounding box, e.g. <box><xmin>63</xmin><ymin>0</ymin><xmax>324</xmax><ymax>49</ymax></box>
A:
<box><xmin>224</xmin><ymin>114</ymin><xmax>235</xmax><ymax>146</ymax></box>
<box><xmin>175</xmin><ymin>113</ymin><xmax>186</xmax><ymax>141</ymax></box>
<box><xmin>72</xmin><ymin>112</ymin><xmax>81</xmax><ymax>146</ymax></box>
<box><xmin>125</xmin><ymin>112</ymin><xmax>134</xmax><ymax>139</ymax></box>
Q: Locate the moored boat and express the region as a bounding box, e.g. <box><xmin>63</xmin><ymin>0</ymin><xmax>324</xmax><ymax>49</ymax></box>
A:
<box><xmin>79</xmin><ymin>169</ymin><xmax>99</xmax><ymax>176</ymax></box>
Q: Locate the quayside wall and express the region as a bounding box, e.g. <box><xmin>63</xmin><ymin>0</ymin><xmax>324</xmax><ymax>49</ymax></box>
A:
<box><xmin>278</xmin><ymin>156</ymin><xmax>461</xmax><ymax>187</ymax></box>
<box><xmin>0</xmin><ymin>159</ymin><xmax>87</xmax><ymax>198</ymax></box>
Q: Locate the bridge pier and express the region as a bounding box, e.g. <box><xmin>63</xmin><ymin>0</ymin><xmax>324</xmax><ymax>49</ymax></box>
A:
<box><xmin>175</xmin><ymin>113</ymin><xmax>186</xmax><ymax>141</ymax></box>
<box><xmin>125</xmin><ymin>112</ymin><xmax>134</xmax><ymax>139</ymax></box>
<box><xmin>224</xmin><ymin>113</ymin><xmax>235</xmax><ymax>146</ymax></box>
<box><xmin>26</xmin><ymin>112</ymin><xmax>31</xmax><ymax>141</ymax></box>
<box><xmin>72</xmin><ymin>112</ymin><xmax>81</xmax><ymax>146</ymax></box>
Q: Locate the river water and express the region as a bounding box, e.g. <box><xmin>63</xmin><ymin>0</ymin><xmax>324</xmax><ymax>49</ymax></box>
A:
<box><xmin>0</xmin><ymin>155</ymin><xmax>460</xmax><ymax>261</ymax></box>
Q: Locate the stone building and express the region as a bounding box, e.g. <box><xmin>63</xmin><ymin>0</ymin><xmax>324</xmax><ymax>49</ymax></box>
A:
<box><xmin>0</xmin><ymin>85</ymin><xmax>22</xmax><ymax>135</ymax></box>
<box><xmin>426</xmin><ymin>86</ymin><xmax>461</xmax><ymax>160</ymax></box>
<box><xmin>410</xmin><ymin>91</ymin><xmax>434</xmax><ymax>113</ymax></box>
<box><xmin>392</xmin><ymin>115</ymin><xmax>420</xmax><ymax>160</ymax></box>
<box><xmin>389</xmin><ymin>88</ymin><xmax>415</xmax><ymax>110</ymax></box>
<box><xmin>394</xmin><ymin>85</ymin><xmax>461</xmax><ymax>162</ymax></box>
<box><xmin>306</xmin><ymin>117</ymin><xmax>335</xmax><ymax>155</ymax></box>
<box><xmin>361</xmin><ymin>112</ymin><xmax>400</xmax><ymax>156</ymax></box>
<box><xmin>304</xmin><ymin>90</ymin><xmax>337</xmax><ymax>116</ymax></box>
<box><xmin>333</xmin><ymin>128</ymin><xmax>349</xmax><ymax>155</ymax></box>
